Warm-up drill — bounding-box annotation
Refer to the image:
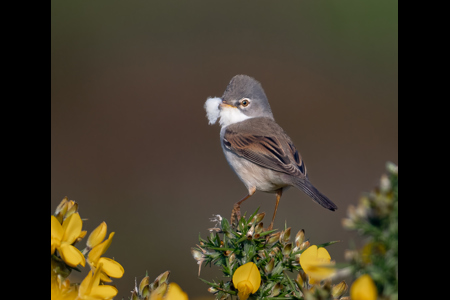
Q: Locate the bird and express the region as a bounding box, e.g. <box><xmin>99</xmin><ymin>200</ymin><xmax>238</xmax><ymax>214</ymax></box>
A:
<box><xmin>204</xmin><ymin>75</ymin><xmax>337</xmax><ymax>230</ymax></box>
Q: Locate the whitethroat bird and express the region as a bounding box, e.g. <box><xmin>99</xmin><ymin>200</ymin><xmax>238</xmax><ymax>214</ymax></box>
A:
<box><xmin>204</xmin><ymin>75</ymin><xmax>337</xmax><ymax>230</ymax></box>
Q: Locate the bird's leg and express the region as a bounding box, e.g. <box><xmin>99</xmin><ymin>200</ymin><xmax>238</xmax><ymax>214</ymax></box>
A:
<box><xmin>231</xmin><ymin>187</ymin><xmax>256</xmax><ymax>226</ymax></box>
<box><xmin>231</xmin><ymin>194</ymin><xmax>251</xmax><ymax>224</ymax></box>
<box><xmin>267</xmin><ymin>189</ymin><xmax>283</xmax><ymax>231</ymax></box>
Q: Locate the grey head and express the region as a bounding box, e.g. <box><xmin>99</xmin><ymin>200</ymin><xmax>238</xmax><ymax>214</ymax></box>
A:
<box><xmin>221</xmin><ymin>75</ymin><xmax>274</xmax><ymax>119</ymax></box>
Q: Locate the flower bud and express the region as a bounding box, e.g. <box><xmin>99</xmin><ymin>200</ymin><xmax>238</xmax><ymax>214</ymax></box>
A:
<box><xmin>229</xmin><ymin>253</ymin><xmax>236</xmax><ymax>265</ymax></box>
<box><xmin>265</xmin><ymin>257</ymin><xmax>274</xmax><ymax>274</ymax></box>
<box><xmin>87</xmin><ymin>222</ymin><xmax>107</xmax><ymax>250</ymax></box>
<box><xmin>280</xmin><ymin>227</ymin><xmax>291</xmax><ymax>244</ymax></box>
<box><xmin>139</xmin><ymin>276</ymin><xmax>150</xmax><ymax>296</ymax></box>
<box><xmin>247</xmin><ymin>224</ymin><xmax>255</xmax><ymax>239</ymax></box>
<box><xmin>151</xmin><ymin>282</ymin><xmax>167</xmax><ymax>296</ymax></box>
<box><xmin>250</xmin><ymin>212</ymin><xmax>266</xmax><ymax>225</ymax></box>
<box><xmin>63</xmin><ymin>201</ymin><xmax>78</xmax><ymax>220</ymax></box>
<box><xmin>130</xmin><ymin>290</ymin><xmax>139</xmax><ymax>300</ymax></box>
<box><xmin>267</xmin><ymin>232</ymin><xmax>281</xmax><ymax>244</ymax></box>
<box><xmin>282</xmin><ymin>243</ymin><xmax>293</xmax><ymax>256</ymax></box>
<box><xmin>255</xmin><ymin>222</ymin><xmax>264</xmax><ymax>234</ymax></box>
<box><xmin>191</xmin><ymin>248</ymin><xmax>204</xmax><ymax>261</ymax></box>
<box><xmin>299</xmin><ymin>240</ymin><xmax>310</xmax><ymax>251</ymax></box>
<box><xmin>192</xmin><ymin>247</ymin><xmax>206</xmax><ymax>276</ymax></box>
<box><xmin>295</xmin><ymin>229</ymin><xmax>305</xmax><ymax>247</ymax></box>
<box><xmin>76</xmin><ymin>230</ymin><xmax>87</xmax><ymax>243</ymax></box>
<box><xmin>54</xmin><ymin>197</ymin><xmax>69</xmax><ymax>220</ymax></box>
<box><xmin>386</xmin><ymin>161</ymin><xmax>398</xmax><ymax>175</ymax></box>
<box><xmin>296</xmin><ymin>271</ymin><xmax>306</xmax><ymax>288</ymax></box>
<box><xmin>141</xmin><ymin>285</ymin><xmax>150</xmax><ymax>298</ymax></box>
<box><xmin>270</xmin><ymin>282</ymin><xmax>282</xmax><ymax>297</ymax></box>
<box><xmin>155</xmin><ymin>270</ymin><xmax>170</xmax><ymax>286</ymax></box>
<box><xmin>331</xmin><ymin>281</ymin><xmax>348</xmax><ymax>299</ymax></box>
<box><xmin>269</xmin><ymin>247</ymin><xmax>280</xmax><ymax>257</ymax></box>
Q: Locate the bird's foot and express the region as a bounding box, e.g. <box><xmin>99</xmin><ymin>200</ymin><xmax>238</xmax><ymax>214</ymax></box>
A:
<box><xmin>231</xmin><ymin>203</ymin><xmax>241</xmax><ymax>227</ymax></box>
<box><xmin>265</xmin><ymin>223</ymin><xmax>274</xmax><ymax>232</ymax></box>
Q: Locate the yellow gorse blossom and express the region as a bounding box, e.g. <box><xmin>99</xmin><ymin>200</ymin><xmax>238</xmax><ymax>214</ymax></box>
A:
<box><xmin>87</xmin><ymin>221</ymin><xmax>107</xmax><ymax>250</ymax></box>
<box><xmin>299</xmin><ymin>245</ymin><xmax>335</xmax><ymax>284</ymax></box>
<box><xmin>350</xmin><ymin>274</ymin><xmax>378</xmax><ymax>300</ymax></box>
<box><xmin>51</xmin><ymin>277</ymin><xmax>77</xmax><ymax>300</ymax></box>
<box><xmin>232</xmin><ymin>262</ymin><xmax>261</xmax><ymax>300</ymax></box>
<box><xmin>149</xmin><ymin>283</ymin><xmax>188</xmax><ymax>300</ymax></box>
<box><xmin>51</xmin><ymin>259</ymin><xmax>78</xmax><ymax>300</ymax></box>
<box><xmin>87</xmin><ymin>231</ymin><xmax>124</xmax><ymax>281</ymax></box>
<box><xmin>51</xmin><ymin>213</ymin><xmax>86</xmax><ymax>268</ymax></box>
<box><xmin>78</xmin><ymin>263</ymin><xmax>118</xmax><ymax>300</ymax></box>
<box><xmin>52</xmin><ymin>198</ymin><xmax>126</xmax><ymax>300</ymax></box>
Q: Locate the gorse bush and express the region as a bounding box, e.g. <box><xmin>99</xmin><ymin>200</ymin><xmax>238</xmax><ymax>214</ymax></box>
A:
<box><xmin>343</xmin><ymin>162</ymin><xmax>398</xmax><ymax>300</ymax></box>
<box><xmin>50</xmin><ymin>198</ymin><xmax>187</xmax><ymax>300</ymax></box>
<box><xmin>51</xmin><ymin>197</ymin><xmax>124</xmax><ymax>300</ymax></box>
<box><xmin>192</xmin><ymin>211</ymin><xmax>344</xmax><ymax>300</ymax></box>
<box><xmin>193</xmin><ymin>163</ymin><xmax>398</xmax><ymax>300</ymax></box>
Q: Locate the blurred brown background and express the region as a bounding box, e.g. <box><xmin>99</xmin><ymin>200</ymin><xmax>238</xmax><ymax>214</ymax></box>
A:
<box><xmin>51</xmin><ymin>1</ymin><xmax>398</xmax><ymax>298</ymax></box>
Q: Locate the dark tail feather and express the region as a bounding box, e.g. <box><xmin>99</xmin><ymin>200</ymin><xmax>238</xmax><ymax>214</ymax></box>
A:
<box><xmin>294</xmin><ymin>179</ymin><xmax>338</xmax><ymax>211</ymax></box>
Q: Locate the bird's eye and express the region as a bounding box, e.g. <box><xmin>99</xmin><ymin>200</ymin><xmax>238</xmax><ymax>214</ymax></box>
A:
<box><xmin>241</xmin><ymin>99</ymin><xmax>250</xmax><ymax>107</ymax></box>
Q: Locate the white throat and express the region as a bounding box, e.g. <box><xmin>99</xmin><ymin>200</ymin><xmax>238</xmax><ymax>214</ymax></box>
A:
<box><xmin>218</xmin><ymin>105</ymin><xmax>251</xmax><ymax>127</ymax></box>
<box><xmin>204</xmin><ymin>97</ymin><xmax>252</xmax><ymax>128</ymax></box>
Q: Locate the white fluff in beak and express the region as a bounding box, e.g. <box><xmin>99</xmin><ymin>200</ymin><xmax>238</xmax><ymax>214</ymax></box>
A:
<box><xmin>204</xmin><ymin>97</ymin><xmax>222</xmax><ymax>125</ymax></box>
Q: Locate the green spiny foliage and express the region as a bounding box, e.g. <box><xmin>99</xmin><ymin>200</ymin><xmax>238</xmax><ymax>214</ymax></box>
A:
<box><xmin>129</xmin><ymin>271</ymin><xmax>171</xmax><ymax>300</ymax></box>
<box><xmin>343</xmin><ymin>162</ymin><xmax>398</xmax><ymax>300</ymax></box>
<box><xmin>192</xmin><ymin>210</ymin><xmax>341</xmax><ymax>300</ymax></box>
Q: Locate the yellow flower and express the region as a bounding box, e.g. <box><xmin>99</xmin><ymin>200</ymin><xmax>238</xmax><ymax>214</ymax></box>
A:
<box><xmin>361</xmin><ymin>242</ymin><xmax>386</xmax><ymax>264</ymax></box>
<box><xmin>232</xmin><ymin>262</ymin><xmax>261</xmax><ymax>300</ymax></box>
<box><xmin>87</xmin><ymin>232</ymin><xmax>124</xmax><ymax>281</ymax></box>
<box><xmin>150</xmin><ymin>283</ymin><xmax>188</xmax><ymax>300</ymax></box>
<box><xmin>87</xmin><ymin>222</ymin><xmax>107</xmax><ymax>250</ymax></box>
<box><xmin>51</xmin><ymin>214</ymin><xmax>86</xmax><ymax>268</ymax></box>
<box><xmin>51</xmin><ymin>276</ymin><xmax>77</xmax><ymax>300</ymax></box>
<box><xmin>51</xmin><ymin>259</ymin><xmax>78</xmax><ymax>300</ymax></box>
<box><xmin>299</xmin><ymin>245</ymin><xmax>335</xmax><ymax>284</ymax></box>
<box><xmin>350</xmin><ymin>274</ymin><xmax>377</xmax><ymax>300</ymax></box>
<box><xmin>78</xmin><ymin>263</ymin><xmax>118</xmax><ymax>300</ymax></box>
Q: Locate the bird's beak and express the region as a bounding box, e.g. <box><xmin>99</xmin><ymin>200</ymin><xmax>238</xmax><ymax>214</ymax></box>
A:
<box><xmin>220</xmin><ymin>101</ymin><xmax>236</xmax><ymax>109</ymax></box>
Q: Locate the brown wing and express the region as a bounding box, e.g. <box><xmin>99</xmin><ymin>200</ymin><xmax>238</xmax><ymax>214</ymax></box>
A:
<box><xmin>287</xmin><ymin>140</ymin><xmax>307</xmax><ymax>178</ymax></box>
<box><xmin>223</xmin><ymin>122</ymin><xmax>307</xmax><ymax>178</ymax></box>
